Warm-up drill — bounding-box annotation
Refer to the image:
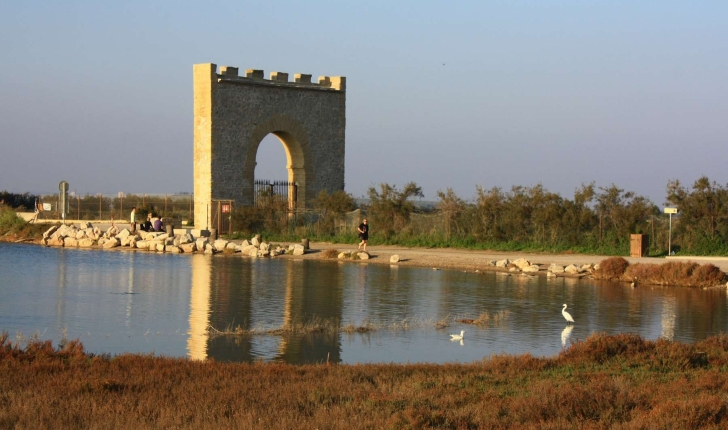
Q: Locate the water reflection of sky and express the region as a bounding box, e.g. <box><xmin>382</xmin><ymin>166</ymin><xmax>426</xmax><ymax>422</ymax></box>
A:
<box><xmin>1</xmin><ymin>243</ymin><xmax>727</xmax><ymax>364</ymax></box>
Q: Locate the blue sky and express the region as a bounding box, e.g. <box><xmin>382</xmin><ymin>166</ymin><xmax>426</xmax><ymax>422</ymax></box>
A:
<box><xmin>1</xmin><ymin>1</ymin><xmax>726</xmax><ymax>204</ymax></box>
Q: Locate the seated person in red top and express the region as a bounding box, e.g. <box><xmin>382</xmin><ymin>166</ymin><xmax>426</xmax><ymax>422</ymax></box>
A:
<box><xmin>153</xmin><ymin>215</ymin><xmax>164</xmax><ymax>232</ymax></box>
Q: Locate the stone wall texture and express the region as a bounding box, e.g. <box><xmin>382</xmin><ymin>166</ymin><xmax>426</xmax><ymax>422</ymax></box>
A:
<box><xmin>193</xmin><ymin>63</ymin><xmax>346</xmax><ymax>230</ymax></box>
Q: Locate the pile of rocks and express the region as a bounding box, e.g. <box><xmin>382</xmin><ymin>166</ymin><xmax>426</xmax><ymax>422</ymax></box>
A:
<box><xmin>231</xmin><ymin>235</ymin><xmax>306</xmax><ymax>258</ymax></box>
<box><xmin>337</xmin><ymin>251</ymin><xmax>370</xmax><ymax>260</ymax></box>
<box><xmin>41</xmin><ymin>224</ymin><xmax>305</xmax><ymax>258</ymax></box>
<box><xmin>546</xmin><ymin>262</ymin><xmax>594</xmax><ymax>276</ymax></box>
<box><xmin>485</xmin><ymin>258</ymin><xmax>595</xmax><ymax>277</ymax></box>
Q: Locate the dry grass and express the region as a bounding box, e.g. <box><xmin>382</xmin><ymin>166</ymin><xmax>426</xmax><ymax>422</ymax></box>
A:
<box><xmin>474</xmin><ymin>309</ymin><xmax>511</xmax><ymax>326</ymax></box>
<box><xmin>209</xmin><ymin>317</ymin><xmax>339</xmax><ymax>336</ymax></box>
<box><xmin>208</xmin><ymin>317</ymin><xmax>442</xmax><ymax>337</ymax></box>
<box><xmin>595</xmin><ymin>258</ymin><xmax>726</xmax><ymax>288</ymax></box>
<box><xmin>456</xmin><ymin>310</ymin><xmax>511</xmax><ymax>327</ymax></box>
<box><xmin>593</xmin><ymin>256</ymin><xmax>630</xmax><ymax>280</ymax></box>
<box><xmin>321</xmin><ymin>248</ymin><xmax>339</xmax><ymax>259</ymax></box>
<box><xmin>625</xmin><ymin>261</ymin><xmax>725</xmax><ymax>288</ymax></box>
<box><xmin>3</xmin><ymin>331</ymin><xmax>728</xmax><ymax>429</ymax></box>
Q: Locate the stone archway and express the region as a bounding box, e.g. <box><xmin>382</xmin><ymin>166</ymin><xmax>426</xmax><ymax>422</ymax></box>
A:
<box><xmin>193</xmin><ymin>63</ymin><xmax>346</xmax><ymax>230</ymax></box>
<box><xmin>245</xmin><ymin>116</ymin><xmax>310</xmax><ymax>209</ymax></box>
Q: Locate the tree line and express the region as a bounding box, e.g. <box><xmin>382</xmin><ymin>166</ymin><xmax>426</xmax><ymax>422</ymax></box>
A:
<box><xmin>235</xmin><ymin>176</ymin><xmax>728</xmax><ymax>256</ymax></box>
<box><xmin>5</xmin><ymin>175</ymin><xmax>728</xmax><ymax>256</ymax></box>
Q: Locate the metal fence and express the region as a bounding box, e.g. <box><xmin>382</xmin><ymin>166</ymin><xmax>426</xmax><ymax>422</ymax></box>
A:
<box><xmin>33</xmin><ymin>193</ymin><xmax>194</xmax><ymax>223</ymax></box>
<box><xmin>254</xmin><ymin>180</ymin><xmax>297</xmax><ymax>207</ymax></box>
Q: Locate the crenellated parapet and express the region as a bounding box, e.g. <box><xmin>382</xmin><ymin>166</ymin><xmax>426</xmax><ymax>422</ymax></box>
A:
<box><xmin>214</xmin><ymin>64</ymin><xmax>345</xmax><ymax>91</ymax></box>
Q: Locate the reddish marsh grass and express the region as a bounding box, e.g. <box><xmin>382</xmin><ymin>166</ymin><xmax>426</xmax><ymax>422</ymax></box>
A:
<box><xmin>596</xmin><ymin>257</ymin><xmax>726</xmax><ymax>287</ymax></box>
<box><xmin>3</xmin><ymin>331</ymin><xmax>728</xmax><ymax>429</ymax></box>
<box><xmin>593</xmin><ymin>257</ymin><xmax>630</xmax><ymax>281</ymax></box>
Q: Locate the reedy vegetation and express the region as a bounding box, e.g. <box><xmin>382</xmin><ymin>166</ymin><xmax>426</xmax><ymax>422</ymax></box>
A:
<box><xmin>208</xmin><ymin>312</ymin><xmax>511</xmax><ymax>337</ymax></box>
<box><xmin>2</xmin><ymin>331</ymin><xmax>728</xmax><ymax>429</ymax></box>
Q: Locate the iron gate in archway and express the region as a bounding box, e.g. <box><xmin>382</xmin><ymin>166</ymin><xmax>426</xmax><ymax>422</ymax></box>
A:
<box><xmin>253</xmin><ymin>180</ymin><xmax>297</xmax><ymax>209</ymax></box>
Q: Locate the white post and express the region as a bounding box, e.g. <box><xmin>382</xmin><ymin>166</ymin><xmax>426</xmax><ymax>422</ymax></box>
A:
<box><xmin>668</xmin><ymin>213</ymin><xmax>672</xmax><ymax>255</ymax></box>
<box><xmin>664</xmin><ymin>207</ymin><xmax>677</xmax><ymax>256</ymax></box>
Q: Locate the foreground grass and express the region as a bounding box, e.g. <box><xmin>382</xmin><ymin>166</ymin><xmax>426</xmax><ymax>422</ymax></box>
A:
<box><xmin>2</xmin><ymin>332</ymin><xmax>728</xmax><ymax>429</ymax></box>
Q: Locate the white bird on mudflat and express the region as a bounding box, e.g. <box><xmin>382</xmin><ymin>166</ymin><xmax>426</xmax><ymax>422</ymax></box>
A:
<box><xmin>450</xmin><ymin>330</ymin><xmax>465</xmax><ymax>340</ymax></box>
<box><xmin>562</xmin><ymin>304</ymin><xmax>575</xmax><ymax>324</ymax></box>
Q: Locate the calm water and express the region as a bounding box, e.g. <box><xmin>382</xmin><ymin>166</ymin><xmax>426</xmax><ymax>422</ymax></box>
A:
<box><xmin>1</xmin><ymin>243</ymin><xmax>727</xmax><ymax>364</ymax></box>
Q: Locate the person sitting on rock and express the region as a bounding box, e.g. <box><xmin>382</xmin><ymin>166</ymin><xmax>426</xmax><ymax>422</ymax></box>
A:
<box><xmin>153</xmin><ymin>215</ymin><xmax>164</xmax><ymax>232</ymax></box>
<box><xmin>140</xmin><ymin>213</ymin><xmax>153</xmax><ymax>232</ymax></box>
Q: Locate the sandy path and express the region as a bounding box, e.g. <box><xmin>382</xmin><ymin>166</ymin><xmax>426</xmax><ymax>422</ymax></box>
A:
<box><xmin>293</xmin><ymin>242</ymin><xmax>728</xmax><ymax>274</ymax></box>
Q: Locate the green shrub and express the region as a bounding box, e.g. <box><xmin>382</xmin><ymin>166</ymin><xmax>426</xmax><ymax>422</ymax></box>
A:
<box><xmin>0</xmin><ymin>206</ymin><xmax>26</xmax><ymax>233</ymax></box>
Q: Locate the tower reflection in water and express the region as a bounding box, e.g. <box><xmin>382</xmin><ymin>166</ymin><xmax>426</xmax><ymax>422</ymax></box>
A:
<box><xmin>187</xmin><ymin>255</ymin><xmax>211</xmax><ymax>360</ymax></box>
<box><xmin>187</xmin><ymin>256</ymin><xmax>344</xmax><ymax>363</ymax></box>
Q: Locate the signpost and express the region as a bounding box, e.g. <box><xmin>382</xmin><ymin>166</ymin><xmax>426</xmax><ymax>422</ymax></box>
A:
<box><xmin>118</xmin><ymin>192</ymin><xmax>124</xmax><ymax>221</ymax></box>
<box><xmin>664</xmin><ymin>207</ymin><xmax>678</xmax><ymax>255</ymax></box>
<box><xmin>59</xmin><ymin>181</ymin><xmax>69</xmax><ymax>223</ymax></box>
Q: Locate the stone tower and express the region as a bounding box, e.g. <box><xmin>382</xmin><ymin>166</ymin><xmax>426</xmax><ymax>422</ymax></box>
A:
<box><xmin>193</xmin><ymin>63</ymin><xmax>346</xmax><ymax>230</ymax></box>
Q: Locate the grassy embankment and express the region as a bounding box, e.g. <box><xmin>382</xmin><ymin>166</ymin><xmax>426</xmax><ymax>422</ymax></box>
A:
<box><xmin>0</xmin><ymin>206</ymin><xmax>47</xmax><ymax>243</ymax></box>
<box><xmin>2</xmin><ymin>332</ymin><xmax>728</xmax><ymax>429</ymax></box>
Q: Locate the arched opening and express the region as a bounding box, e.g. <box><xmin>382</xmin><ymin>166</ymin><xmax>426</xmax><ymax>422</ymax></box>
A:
<box><xmin>249</xmin><ymin>131</ymin><xmax>305</xmax><ymax>209</ymax></box>
<box><xmin>254</xmin><ymin>134</ymin><xmax>289</xmax><ymax>183</ymax></box>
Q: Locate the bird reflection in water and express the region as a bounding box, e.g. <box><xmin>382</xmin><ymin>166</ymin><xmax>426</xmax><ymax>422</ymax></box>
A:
<box><xmin>561</xmin><ymin>325</ymin><xmax>574</xmax><ymax>347</ymax></box>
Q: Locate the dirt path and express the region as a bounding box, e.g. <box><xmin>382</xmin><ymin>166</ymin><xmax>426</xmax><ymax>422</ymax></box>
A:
<box><xmin>293</xmin><ymin>242</ymin><xmax>728</xmax><ymax>274</ymax></box>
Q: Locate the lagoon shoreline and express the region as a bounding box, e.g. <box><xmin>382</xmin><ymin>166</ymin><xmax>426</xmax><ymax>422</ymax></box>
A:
<box><xmin>5</xmin><ymin>220</ymin><xmax>728</xmax><ymax>285</ymax></box>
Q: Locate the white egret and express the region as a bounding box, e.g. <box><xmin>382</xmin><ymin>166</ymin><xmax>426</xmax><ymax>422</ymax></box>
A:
<box><xmin>450</xmin><ymin>330</ymin><xmax>465</xmax><ymax>341</ymax></box>
<box><xmin>562</xmin><ymin>304</ymin><xmax>575</xmax><ymax>324</ymax></box>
